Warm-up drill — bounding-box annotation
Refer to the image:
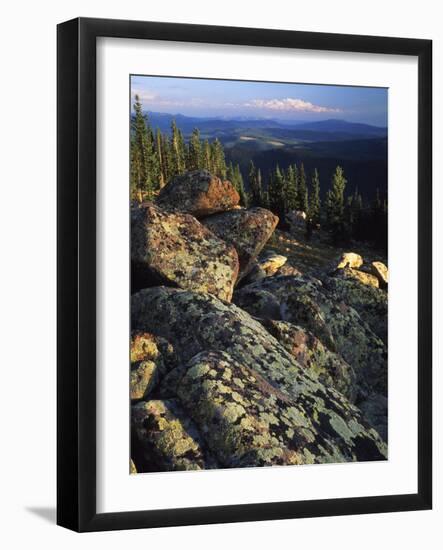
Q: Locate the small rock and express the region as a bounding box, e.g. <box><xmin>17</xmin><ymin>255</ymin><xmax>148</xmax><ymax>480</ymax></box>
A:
<box><xmin>156</xmin><ymin>170</ymin><xmax>240</xmax><ymax>217</ymax></box>
<box><xmin>336</xmin><ymin>252</ymin><xmax>363</xmax><ymax>270</ymax></box>
<box><xmin>131</xmin><ymin>202</ymin><xmax>239</xmax><ymax>301</ymax></box>
<box><xmin>370</xmin><ymin>261</ymin><xmax>388</xmax><ymax>289</ymax></box>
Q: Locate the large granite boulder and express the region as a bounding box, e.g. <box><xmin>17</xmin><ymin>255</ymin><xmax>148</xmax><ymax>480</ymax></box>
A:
<box><xmin>156</xmin><ymin>170</ymin><xmax>240</xmax><ymax>217</ymax></box>
<box><xmin>132</xmin><ymin>399</ymin><xmax>217</xmax><ymax>471</ymax></box>
<box><xmin>163</xmin><ymin>351</ymin><xmax>384</xmax><ymax>467</ymax></box>
<box><xmin>132</xmin><ymin>287</ymin><xmax>387</xmax><ymax>462</ymax></box>
<box><xmin>131</xmin><ymin>202</ymin><xmax>239</xmax><ymax>300</ymax></box>
<box><xmin>234</xmin><ymin>275</ymin><xmax>387</xmax><ymax>400</ymax></box>
<box><xmin>203</xmin><ymin>207</ymin><xmax>278</xmax><ymax>281</ymax></box>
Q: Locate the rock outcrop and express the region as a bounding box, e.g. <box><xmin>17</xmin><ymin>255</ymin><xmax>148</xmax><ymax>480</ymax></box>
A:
<box><xmin>334</xmin><ymin>266</ymin><xmax>379</xmax><ymax>288</ymax></box>
<box><xmin>156</xmin><ymin>170</ymin><xmax>240</xmax><ymax>217</ymax></box>
<box><xmin>131</xmin><ymin>202</ymin><xmax>239</xmax><ymax>300</ymax></box>
<box><xmin>203</xmin><ymin>207</ymin><xmax>279</xmax><ymax>281</ymax></box>
<box><xmin>132</xmin><ymin>287</ymin><xmax>387</xmax><ymax>463</ymax></box>
<box><xmin>243</xmin><ymin>253</ymin><xmax>287</xmax><ymax>284</ymax></box>
<box><xmin>234</xmin><ymin>275</ymin><xmax>387</xmax><ymax>400</ymax></box>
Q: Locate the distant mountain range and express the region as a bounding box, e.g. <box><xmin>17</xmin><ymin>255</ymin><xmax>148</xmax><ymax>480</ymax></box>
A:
<box><xmin>137</xmin><ymin>111</ymin><xmax>387</xmax><ymax>201</ymax></box>
<box><xmin>141</xmin><ymin>111</ymin><xmax>387</xmax><ymax>141</ymax></box>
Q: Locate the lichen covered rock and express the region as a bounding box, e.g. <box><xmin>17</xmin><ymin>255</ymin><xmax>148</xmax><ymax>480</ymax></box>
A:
<box><xmin>334</xmin><ymin>266</ymin><xmax>379</xmax><ymax>288</ymax></box>
<box><xmin>132</xmin><ymin>287</ymin><xmax>387</xmax><ymax>462</ymax></box>
<box><xmin>156</xmin><ymin>170</ymin><xmax>240</xmax><ymax>217</ymax></box>
<box><xmin>203</xmin><ymin>207</ymin><xmax>279</xmax><ymax>280</ymax></box>
<box><xmin>323</xmin><ymin>275</ymin><xmax>388</xmax><ymax>344</ymax></box>
<box><xmin>132</xmin><ymin>399</ymin><xmax>217</xmax><ymax>471</ymax></box>
<box><xmin>164</xmin><ymin>350</ymin><xmax>386</xmax><ymax>466</ymax></box>
<box><xmin>130</xmin><ymin>331</ymin><xmax>177</xmax><ymax>401</ymax></box>
<box><xmin>235</xmin><ymin>275</ymin><xmax>387</xmax><ymax>400</ymax></box>
<box><xmin>131</xmin><ymin>202</ymin><xmax>239</xmax><ymax>300</ymax></box>
<box><xmin>258</xmin><ymin>319</ymin><xmax>357</xmax><ymax>402</ymax></box>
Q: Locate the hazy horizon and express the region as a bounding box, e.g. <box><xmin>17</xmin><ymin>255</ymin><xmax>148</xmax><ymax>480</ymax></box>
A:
<box><xmin>131</xmin><ymin>75</ymin><xmax>388</xmax><ymax>127</ymax></box>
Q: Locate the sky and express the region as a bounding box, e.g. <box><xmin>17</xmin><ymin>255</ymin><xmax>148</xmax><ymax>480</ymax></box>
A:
<box><xmin>130</xmin><ymin>75</ymin><xmax>388</xmax><ymax>127</ymax></box>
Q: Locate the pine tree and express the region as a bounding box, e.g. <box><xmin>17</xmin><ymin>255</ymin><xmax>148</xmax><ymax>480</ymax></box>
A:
<box><xmin>268</xmin><ymin>165</ymin><xmax>285</xmax><ymax>220</ymax></box>
<box><xmin>131</xmin><ymin>95</ymin><xmax>155</xmax><ymax>199</ymax></box>
<box><xmin>155</xmin><ymin>128</ymin><xmax>166</xmax><ymax>188</ymax></box>
<box><xmin>248</xmin><ymin>161</ymin><xmax>260</xmax><ymax>206</ymax></box>
<box><xmin>233</xmin><ymin>163</ymin><xmax>248</xmax><ymax>207</ymax></box>
<box><xmin>284</xmin><ymin>164</ymin><xmax>298</xmax><ymax>213</ymax></box>
<box><xmin>308</xmin><ymin>168</ymin><xmax>321</xmax><ymax>225</ymax></box>
<box><xmin>202</xmin><ymin>139</ymin><xmax>211</xmax><ymax>171</ymax></box>
<box><xmin>170</xmin><ymin>119</ymin><xmax>185</xmax><ymax>175</ymax></box>
<box><xmin>187</xmin><ymin>128</ymin><xmax>202</xmax><ymax>171</ymax></box>
<box><xmin>329</xmin><ymin>165</ymin><xmax>347</xmax><ymax>243</ymax></box>
<box><xmin>210</xmin><ymin>138</ymin><xmax>227</xmax><ymax>178</ymax></box>
<box><xmin>298</xmin><ymin>163</ymin><xmax>309</xmax><ymax>213</ymax></box>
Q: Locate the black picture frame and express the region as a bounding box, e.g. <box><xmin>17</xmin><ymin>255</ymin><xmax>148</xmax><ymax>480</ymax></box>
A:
<box><xmin>57</xmin><ymin>17</ymin><xmax>432</xmax><ymax>532</ymax></box>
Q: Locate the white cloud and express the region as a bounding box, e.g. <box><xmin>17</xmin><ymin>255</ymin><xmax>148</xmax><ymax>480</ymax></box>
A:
<box><xmin>244</xmin><ymin>98</ymin><xmax>341</xmax><ymax>113</ymax></box>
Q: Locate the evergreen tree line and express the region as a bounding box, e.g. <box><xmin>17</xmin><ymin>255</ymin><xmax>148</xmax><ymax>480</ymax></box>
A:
<box><xmin>130</xmin><ymin>96</ymin><xmax>387</xmax><ymax>249</ymax></box>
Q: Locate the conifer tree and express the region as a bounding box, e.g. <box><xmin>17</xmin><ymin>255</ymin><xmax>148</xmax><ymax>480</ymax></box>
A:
<box><xmin>268</xmin><ymin>165</ymin><xmax>285</xmax><ymax>220</ymax></box>
<box><xmin>202</xmin><ymin>139</ymin><xmax>211</xmax><ymax>171</ymax></box>
<box><xmin>131</xmin><ymin>95</ymin><xmax>155</xmax><ymax>199</ymax></box>
<box><xmin>248</xmin><ymin>160</ymin><xmax>262</xmax><ymax>206</ymax></box>
<box><xmin>308</xmin><ymin>168</ymin><xmax>321</xmax><ymax>225</ymax></box>
<box><xmin>329</xmin><ymin>165</ymin><xmax>347</xmax><ymax>243</ymax></box>
<box><xmin>297</xmin><ymin>163</ymin><xmax>309</xmax><ymax>213</ymax></box>
<box><xmin>284</xmin><ymin>164</ymin><xmax>298</xmax><ymax>212</ymax></box>
<box><xmin>187</xmin><ymin>128</ymin><xmax>202</xmax><ymax>171</ymax></box>
<box><xmin>233</xmin><ymin>163</ymin><xmax>248</xmax><ymax>207</ymax></box>
<box><xmin>210</xmin><ymin>138</ymin><xmax>227</xmax><ymax>178</ymax></box>
<box><xmin>170</xmin><ymin>119</ymin><xmax>186</xmax><ymax>175</ymax></box>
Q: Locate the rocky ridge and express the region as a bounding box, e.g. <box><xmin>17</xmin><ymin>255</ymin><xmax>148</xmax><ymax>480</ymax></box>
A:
<box><xmin>130</xmin><ymin>170</ymin><xmax>389</xmax><ymax>472</ymax></box>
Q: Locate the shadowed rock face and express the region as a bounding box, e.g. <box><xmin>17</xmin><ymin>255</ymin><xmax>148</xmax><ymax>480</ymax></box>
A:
<box><xmin>234</xmin><ymin>275</ymin><xmax>387</xmax><ymax>400</ymax></box>
<box><xmin>131</xmin><ymin>287</ymin><xmax>387</xmax><ymax>463</ymax></box>
<box><xmin>156</xmin><ymin>170</ymin><xmax>240</xmax><ymax>217</ymax></box>
<box><xmin>131</xmin><ymin>202</ymin><xmax>239</xmax><ymax>301</ymax></box>
<box><xmin>202</xmin><ymin>207</ymin><xmax>279</xmax><ymax>281</ymax></box>
<box><xmin>132</xmin><ymin>399</ymin><xmax>217</xmax><ymax>471</ymax></box>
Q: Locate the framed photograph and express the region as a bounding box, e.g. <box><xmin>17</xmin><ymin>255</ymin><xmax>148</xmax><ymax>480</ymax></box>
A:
<box><xmin>57</xmin><ymin>17</ymin><xmax>432</xmax><ymax>532</ymax></box>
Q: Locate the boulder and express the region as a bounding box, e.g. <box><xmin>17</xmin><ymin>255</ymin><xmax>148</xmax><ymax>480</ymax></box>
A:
<box><xmin>130</xmin><ymin>331</ymin><xmax>177</xmax><ymax>401</ymax></box>
<box><xmin>334</xmin><ymin>266</ymin><xmax>379</xmax><ymax>288</ymax></box>
<box><xmin>243</xmin><ymin>253</ymin><xmax>287</xmax><ymax>284</ymax></box>
<box><xmin>336</xmin><ymin>252</ymin><xmax>363</xmax><ymax>270</ymax></box>
<box><xmin>156</xmin><ymin>170</ymin><xmax>240</xmax><ymax>217</ymax></box>
<box><xmin>286</xmin><ymin>210</ymin><xmax>307</xmax><ymax>232</ymax></box>
<box><xmin>202</xmin><ymin>207</ymin><xmax>279</xmax><ymax>281</ymax></box>
<box><xmin>274</xmin><ymin>264</ymin><xmax>303</xmax><ymax>277</ymax></box>
<box><xmin>323</xmin><ymin>275</ymin><xmax>388</xmax><ymax>344</ymax></box>
<box><xmin>132</xmin><ymin>287</ymin><xmax>387</xmax><ymax>462</ymax></box>
<box><xmin>370</xmin><ymin>261</ymin><xmax>388</xmax><ymax>289</ymax></box>
<box><xmin>130</xmin><ymin>459</ymin><xmax>137</xmax><ymax>474</ymax></box>
<box><xmin>131</xmin><ymin>202</ymin><xmax>239</xmax><ymax>301</ymax></box>
<box><xmin>258</xmin><ymin>319</ymin><xmax>357</xmax><ymax>402</ymax></box>
<box><xmin>164</xmin><ymin>351</ymin><xmax>384</xmax><ymax>466</ymax></box>
<box><xmin>132</xmin><ymin>399</ymin><xmax>217</xmax><ymax>471</ymax></box>
<box><xmin>234</xmin><ymin>276</ymin><xmax>387</xmax><ymax>399</ymax></box>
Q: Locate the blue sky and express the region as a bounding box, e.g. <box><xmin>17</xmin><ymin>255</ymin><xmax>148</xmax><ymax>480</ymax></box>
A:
<box><xmin>131</xmin><ymin>75</ymin><xmax>388</xmax><ymax>127</ymax></box>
